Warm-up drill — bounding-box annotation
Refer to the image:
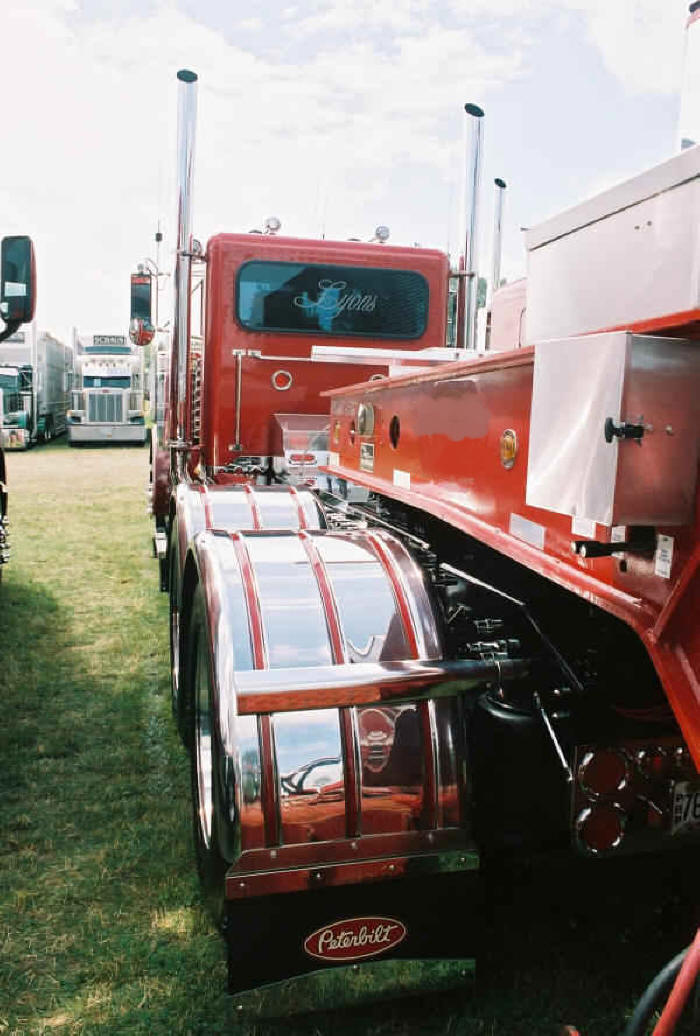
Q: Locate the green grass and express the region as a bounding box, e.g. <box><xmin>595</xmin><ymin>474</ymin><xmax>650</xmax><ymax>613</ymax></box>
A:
<box><xmin>0</xmin><ymin>440</ymin><xmax>696</xmax><ymax>1034</ymax></box>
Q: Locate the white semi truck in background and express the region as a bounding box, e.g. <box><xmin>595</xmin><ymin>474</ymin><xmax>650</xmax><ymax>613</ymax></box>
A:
<box><xmin>67</xmin><ymin>331</ymin><xmax>146</xmax><ymax>445</ymax></box>
<box><xmin>0</xmin><ymin>323</ymin><xmax>72</xmax><ymax>449</ymax></box>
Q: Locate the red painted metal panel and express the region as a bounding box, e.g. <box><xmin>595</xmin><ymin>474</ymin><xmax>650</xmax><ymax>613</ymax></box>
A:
<box><xmin>323</xmin><ymin>353</ymin><xmax>700</xmax><ymax>766</ymax></box>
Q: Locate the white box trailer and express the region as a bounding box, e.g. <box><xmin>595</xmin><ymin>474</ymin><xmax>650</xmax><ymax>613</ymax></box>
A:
<box><xmin>68</xmin><ymin>331</ymin><xmax>146</xmax><ymax>445</ymax></box>
<box><xmin>0</xmin><ymin>323</ymin><xmax>73</xmax><ymax>449</ymax></box>
<box><xmin>525</xmin><ymin>145</ymin><xmax>700</xmax><ymax>343</ymax></box>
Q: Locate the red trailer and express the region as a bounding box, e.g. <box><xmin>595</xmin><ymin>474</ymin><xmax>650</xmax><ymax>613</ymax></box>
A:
<box><xmin>138</xmin><ymin>69</ymin><xmax>699</xmax><ymax>998</ymax></box>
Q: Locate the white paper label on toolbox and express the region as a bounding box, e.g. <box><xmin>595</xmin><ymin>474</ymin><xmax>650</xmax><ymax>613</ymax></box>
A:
<box><xmin>509</xmin><ymin>514</ymin><xmax>545</xmax><ymax>550</ymax></box>
<box><xmin>572</xmin><ymin>515</ymin><xmax>596</xmax><ymax>538</ymax></box>
<box><xmin>328</xmin><ymin>451</ymin><xmax>340</xmax><ymax>467</ymax></box>
<box><xmin>4</xmin><ymin>281</ymin><xmax>26</xmax><ymax>297</ymax></box>
<box><xmin>359</xmin><ymin>442</ymin><xmax>374</xmax><ymax>473</ymax></box>
<box><xmin>654</xmin><ymin>534</ymin><xmax>674</xmax><ymax>579</ymax></box>
<box><xmin>393</xmin><ymin>469</ymin><xmax>411</xmax><ymax>489</ymax></box>
<box><xmin>610</xmin><ymin>526</ymin><xmax>627</xmax><ymax>544</ymax></box>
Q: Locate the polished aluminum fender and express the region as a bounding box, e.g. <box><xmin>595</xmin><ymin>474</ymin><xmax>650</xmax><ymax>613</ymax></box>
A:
<box><xmin>171</xmin><ymin>482</ymin><xmax>325</xmax><ymax>613</ymax></box>
<box><xmin>181</xmin><ymin>526</ymin><xmax>489</xmax><ymax>890</ymax></box>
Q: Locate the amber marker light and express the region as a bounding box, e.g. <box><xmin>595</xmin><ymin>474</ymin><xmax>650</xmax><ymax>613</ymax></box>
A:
<box><xmin>499</xmin><ymin>428</ymin><xmax>517</xmax><ymax>468</ymax></box>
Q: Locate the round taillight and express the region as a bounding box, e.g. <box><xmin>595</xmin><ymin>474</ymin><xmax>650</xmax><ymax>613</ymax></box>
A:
<box><xmin>578</xmin><ymin>749</ymin><xmax>629</xmax><ymax>798</ymax></box>
<box><xmin>576</xmin><ymin>804</ymin><xmax>626</xmax><ymax>853</ymax></box>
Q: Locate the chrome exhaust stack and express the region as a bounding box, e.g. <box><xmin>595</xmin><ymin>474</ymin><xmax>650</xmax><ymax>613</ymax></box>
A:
<box><xmin>678</xmin><ymin>2</ymin><xmax>700</xmax><ymax>150</ymax></box>
<box><xmin>460</xmin><ymin>103</ymin><xmax>484</xmax><ymax>351</ymax></box>
<box><xmin>171</xmin><ymin>69</ymin><xmax>198</xmax><ymax>463</ymax></box>
<box><xmin>490</xmin><ymin>177</ymin><xmax>507</xmax><ymax>302</ymax></box>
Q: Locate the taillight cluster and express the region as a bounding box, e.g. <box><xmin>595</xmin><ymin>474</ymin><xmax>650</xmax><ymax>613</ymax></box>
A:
<box><xmin>573</xmin><ymin>740</ymin><xmax>696</xmax><ymax>855</ymax></box>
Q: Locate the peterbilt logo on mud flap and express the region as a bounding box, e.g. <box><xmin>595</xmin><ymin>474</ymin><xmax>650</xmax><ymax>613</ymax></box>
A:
<box><xmin>303</xmin><ymin>917</ymin><xmax>407</xmax><ymax>962</ymax></box>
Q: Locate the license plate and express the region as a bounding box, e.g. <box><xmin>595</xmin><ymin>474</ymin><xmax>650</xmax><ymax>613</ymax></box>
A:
<box><xmin>671</xmin><ymin>781</ymin><xmax>700</xmax><ymax>834</ymax></box>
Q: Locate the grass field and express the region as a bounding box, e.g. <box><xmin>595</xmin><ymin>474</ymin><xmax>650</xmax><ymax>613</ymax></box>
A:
<box><xmin>0</xmin><ymin>440</ymin><xmax>696</xmax><ymax>1035</ymax></box>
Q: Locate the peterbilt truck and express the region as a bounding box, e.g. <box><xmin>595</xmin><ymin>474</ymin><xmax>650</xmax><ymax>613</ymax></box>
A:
<box><xmin>67</xmin><ymin>331</ymin><xmax>146</xmax><ymax>445</ymax></box>
<box><xmin>139</xmin><ymin>70</ymin><xmax>699</xmax><ymax>998</ymax></box>
<box><xmin>0</xmin><ymin>324</ymin><xmax>72</xmax><ymax>449</ymax></box>
<box><xmin>0</xmin><ymin>236</ymin><xmax>36</xmax><ymax>575</ymax></box>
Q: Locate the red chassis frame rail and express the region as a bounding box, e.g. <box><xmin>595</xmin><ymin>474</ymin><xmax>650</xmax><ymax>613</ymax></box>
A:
<box><xmin>322</xmin><ymin>348</ymin><xmax>700</xmax><ymax>768</ymax></box>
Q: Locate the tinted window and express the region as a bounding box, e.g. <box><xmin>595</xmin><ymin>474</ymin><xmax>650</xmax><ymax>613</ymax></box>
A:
<box><xmin>130</xmin><ymin>278</ymin><xmax>152</xmax><ymax>322</ymax></box>
<box><xmin>236</xmin><ymin>261</ymin><xmax>428</xmax><ymax>339</ymax></box>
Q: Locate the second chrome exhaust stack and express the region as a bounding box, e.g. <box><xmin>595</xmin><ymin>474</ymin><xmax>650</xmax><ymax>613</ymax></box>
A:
<box><xmin>490</xmin><ymin>177</ymin><xmax>507</xmax><ymax>301</ymax></box>
<box><xmin>461</xmin><ymin>103</ymin><xmax>484</xmax><ymax>351</ymax></box>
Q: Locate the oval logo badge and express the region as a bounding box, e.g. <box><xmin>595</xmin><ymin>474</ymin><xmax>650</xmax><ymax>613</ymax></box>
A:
<box><xmin>304</xmin><ymin>916</ymin><xmax>407</xmax><ymax>963</ymax></box>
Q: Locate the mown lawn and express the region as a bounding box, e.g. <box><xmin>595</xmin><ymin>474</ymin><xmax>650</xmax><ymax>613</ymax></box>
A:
<box><xmin>0</xmin><ymin>439</ymin><xmax>696</xmax><ymax>1035</ymax></box>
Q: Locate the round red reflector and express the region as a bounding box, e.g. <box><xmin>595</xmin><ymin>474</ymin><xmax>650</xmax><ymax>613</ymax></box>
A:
<box><xmin>576</xmin><ymin>805</ymin><xmax>625</xmax><ymax>853</ymax></box>
<box><xmin>578</xmin><ymin>749</ymin><xmax>629</xmax><ymax>798</ymax></box>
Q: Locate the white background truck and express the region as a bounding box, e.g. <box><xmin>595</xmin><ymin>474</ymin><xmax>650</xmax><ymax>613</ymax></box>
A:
<box><xmin>68</xmin><ymin>331</ymin><xmax>146</xmax><ymax>445</ymax></box>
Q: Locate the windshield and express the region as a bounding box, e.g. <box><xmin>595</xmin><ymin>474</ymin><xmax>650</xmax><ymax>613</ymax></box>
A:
<box><xmin>83</xmin><ymin>376</ymin><xmax>131</xmax><ymax>389</ymax></box>
<box><xmin>0</xmin><ymin>369</ymin><xmax>19</xmax><ymax>392</ymax></box>
<box><xmin>236</xmin><ymin>261</ymin><xmax>429</xmax><ymax>339</ymax></box>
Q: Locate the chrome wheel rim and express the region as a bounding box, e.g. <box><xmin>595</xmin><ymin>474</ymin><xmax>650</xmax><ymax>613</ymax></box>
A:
<box><xmin>194</xmin><ymin>637</ymin><xmax>213</xmax><ymax>848</ymax></box>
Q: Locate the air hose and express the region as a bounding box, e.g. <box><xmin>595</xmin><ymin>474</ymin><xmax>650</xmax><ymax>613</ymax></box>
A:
<box><xmin>622</xmin><ymin>928</ymin><xmax>700</xmax><ymax>1036</ymax></box>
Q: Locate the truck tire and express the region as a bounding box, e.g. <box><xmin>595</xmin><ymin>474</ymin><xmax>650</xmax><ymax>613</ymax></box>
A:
<box><xmin>187</xmin><ymin>582</ymin><xmax>232</xmax><ymax>925</ymax></box>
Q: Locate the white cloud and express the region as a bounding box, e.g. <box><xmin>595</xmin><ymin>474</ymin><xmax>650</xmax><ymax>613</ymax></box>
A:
<box><xmin>442</xmin><ymin>0</ymin><xmax>688</xmax><ymax>95</ymax></box>
<box><xmin>238</xmin><ymin>17</ymin><xmax>264</xmax><ymax>32</ymax></box>
<box><xmin>0</xmin><ymin>0</ymin><xmax>691</xmax><ymax>341</ymax></box>
<box><xmin>0</xmin><ymin>0</ymin><xmax>526</xmax><ymax>338</ymax></box>
<box><xmin>583</xmin><ymin>0</ymin><xmax>688</xmax><ymax>95</ymax></box>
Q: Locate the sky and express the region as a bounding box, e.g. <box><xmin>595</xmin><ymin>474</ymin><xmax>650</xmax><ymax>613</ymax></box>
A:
<box><xmin>0</xmin><ymin>0</ymin><xmax>693</xmax><ymax>344</ymax></box>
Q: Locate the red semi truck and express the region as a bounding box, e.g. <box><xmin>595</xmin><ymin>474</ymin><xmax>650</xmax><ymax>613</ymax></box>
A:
<box><xmin>137</xmin><ymin>69</ymin><xmax>699</xmax><ymax>997</ymax></box>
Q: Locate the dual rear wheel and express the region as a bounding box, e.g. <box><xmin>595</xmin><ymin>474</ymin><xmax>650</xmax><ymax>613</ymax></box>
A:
<box><xmin>186</xmin><ymin>583</ymin><xmax>232</xmax><ymax>926</ymax></box>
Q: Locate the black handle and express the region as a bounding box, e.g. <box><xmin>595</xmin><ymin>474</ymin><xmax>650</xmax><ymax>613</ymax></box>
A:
<box><xmin>604</xmin><ymin>417</ymin><xmax>645</xmax><ymax>443</ymax></box>
<box><xmin>572</xmin><ymin>527</ymin><xmax>656</xmax><ymax>559</ymax></box>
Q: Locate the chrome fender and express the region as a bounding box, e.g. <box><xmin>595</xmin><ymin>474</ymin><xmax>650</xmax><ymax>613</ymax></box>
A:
<box><xmin>172</xmin><ymin>482</ymin><xmax>325</xmax><ymax>615</ymax></box>
<box><xmin>184</xmin><ymin>527</ymin><xmax>451</xmax><ymax>870</ymax></box>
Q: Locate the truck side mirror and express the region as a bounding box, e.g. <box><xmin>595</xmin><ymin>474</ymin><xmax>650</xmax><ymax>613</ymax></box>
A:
<box><xmin>129</xmin><ymin>272</ymin><xmax>155</xmax><ymax>346</ymax></box>
<box><xmin>1</xmin><ymin>236</ymin><xmax>36</xmax><ymax>325</ymax></box>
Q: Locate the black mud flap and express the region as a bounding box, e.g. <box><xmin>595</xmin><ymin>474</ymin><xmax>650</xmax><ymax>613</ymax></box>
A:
<box><xmin>224</xmin><ymin>867</ymin><xmax>479</xmax><ymax>994</ymax></box>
